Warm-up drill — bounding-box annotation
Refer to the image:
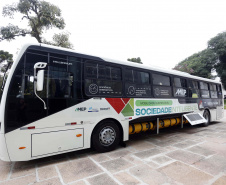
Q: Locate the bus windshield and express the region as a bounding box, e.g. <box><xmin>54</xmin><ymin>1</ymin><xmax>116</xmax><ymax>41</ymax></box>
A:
<box><xmin>0</xmin><ymin>62</ymin><xmax>12</xmax><ymax>103</ymax></box>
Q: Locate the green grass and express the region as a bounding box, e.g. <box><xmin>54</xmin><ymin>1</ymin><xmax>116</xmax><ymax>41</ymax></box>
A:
<box><xmin>224</xmin><ymin>99</ymin><xmax>226</xmax><ymax>109</ymax></box>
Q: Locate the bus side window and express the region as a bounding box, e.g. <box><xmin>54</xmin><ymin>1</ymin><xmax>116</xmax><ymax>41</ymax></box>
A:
<box><xmin>152</xmin><ymin>74</ymin><xmax>170</xmax><ymax>86</ymax></box>
<box><xmin>125</xmin><ymin>69</ymin><xmax>133</xmax><ymax>82</ymax></box>
<box><xmin>111</xmin><ymin>67</ymin><xmax>122</xmax><ymax>80</ymax></box>
<box><xmin>152</xmin><ymin>73</ymin><xmax>172</xmax><ymax>98</ymax></box>
<box><xmin>173</xmin><ymin>77</ymin><xmax>187</xmax><ymax>98</ymax></box>
<box><xmin>209</xmin><ymin>84</ymin><xmax>218</xmax><ymax>98</ymax></box>
<box><xmin>188</xmin><ymin>80</ymin><xmax>199</xmax><ymax>98</ymax></box>
<box><xmin>217</xmin><ymin>84</ymin><xmax>222</xmax><ymax>99</ymax></box>
<box><xmin>125</xmin><ymin>69</ymin><xmax>151</xmax><ymax>97</ymax></box>
<box><xmin>85</xmin><ymin>63</ymin><xmax>97</xmax><ymax>78</ymax></box>
<box><xmin>85</xmin><ymin>62</ymin><xmax>123</xmax><ymax>97</ymax></box>
<box><xmin>199</xmin><ymin>82</ymin><xmax>210</xmax><ymax>98</ymax></box>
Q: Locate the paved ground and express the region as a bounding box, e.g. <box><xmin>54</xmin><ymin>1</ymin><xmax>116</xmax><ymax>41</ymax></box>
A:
<box><xmin>1</xmin><ymin>114</ymin><xmax>226</xmax><ymax>185</ymax></box>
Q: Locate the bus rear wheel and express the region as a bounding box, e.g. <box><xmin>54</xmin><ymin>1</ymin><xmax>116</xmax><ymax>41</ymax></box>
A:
<box><xmin>92</xmin><ymin>120</ymin><xmax>120</xmax><ymax>152</ymax></box>
<box><xmin>202</xmin><ymin>110</ymin><xmax>210</xmax><ymax>127</ymax></box>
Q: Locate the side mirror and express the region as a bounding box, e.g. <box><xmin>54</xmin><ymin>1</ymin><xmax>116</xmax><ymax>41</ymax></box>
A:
<box><xmin>37</xmin><ymin>70</ymin><xmax>44</xmax><ymax>91</ymax></box>
<box><xmin>34</xmin><ymin>62</ymin><xmax>47</xmax><ymax>109</ymax></box>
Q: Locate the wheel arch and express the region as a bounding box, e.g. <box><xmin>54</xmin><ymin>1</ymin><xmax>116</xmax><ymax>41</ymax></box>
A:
<box><xmin>204</xmin><ymin>108</ymin><xmax>211</xmax><ymax>121</ymax></box>
<box><xmin>91</xmin><ymin>118</ymin><xmax>124</xmax><ymax>146</ymax></box>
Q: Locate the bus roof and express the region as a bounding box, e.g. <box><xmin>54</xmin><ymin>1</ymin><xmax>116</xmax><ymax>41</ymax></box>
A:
<box><xmin>22</xmin><ymin>43</ymin><xmax>221</xmax><ymax>84</ymax></box>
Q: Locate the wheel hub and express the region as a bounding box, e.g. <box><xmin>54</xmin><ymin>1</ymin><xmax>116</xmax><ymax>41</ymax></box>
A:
<box><xmin>99</xmin><ymin>127</ymin><xmax>116</xmax><ymax>146</ymax></box>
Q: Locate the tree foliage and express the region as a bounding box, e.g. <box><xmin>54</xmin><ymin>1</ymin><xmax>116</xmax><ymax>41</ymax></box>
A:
<box><xmin>208</xmin><ymin>32</ymin><xmax>226</xmax><ymax>89</ymax></box>
<box><xmin>173</xmin><ymin>49</ymin><xmax>217</xmax><ymax>79</ymax></box>
<box><xmin>127</xmin><ymin>57</ymin><xmax>142</xmax><ymax>64</ymax></box>
<box><xmin>0</xmin><ymin>50</ymin><xmax>13</xmax><ymax>73</ymax></box>
<box><xmin>43</xmin><ymin>32</ymin><xmax>73</xmax><ymax>49</ymax></box>
<box><xmin>0</xmin><ymin>0</ymin><xmax>73</xmax><ymax>49</ymax></box>
<box><xmin>173</xmin><ymin>31</ymin><xmax>226</xmax><ymax>89</ymax></box>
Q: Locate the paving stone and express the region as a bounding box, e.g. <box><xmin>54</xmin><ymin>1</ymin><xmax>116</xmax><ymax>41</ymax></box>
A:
<box><xmin>147</xmin><ymin>161</ymin><xmax>160</xmax><ymax>169</ymax></box>
<box><xmin>159</xmin><ymin>161</ymin><xmax>213</xmax><ymax>185</ymax></box>
<box><xmin>205</xmin><ymin>137</ymin><xmax>226</xmax><ymax>144</ymax></box>
<box><xmin>100</xmin><ymin>158</ymin><xmax>133</xmax><ymax>173</ymax></box>
<box><xmin>0</xmin><ymin>160</ymin><xmax>11</xmax><ymax>167</ymax></box>
<box><xmin>200</xmin><ymin>142</ymin><xmax>226</xmax><ymax>157</ymax></box>
<box><xmin>38</xmin><ymin>166</ymin><xmax>58</xmax><ymax>181</ymax></box>
<box><xmin>151</xmin><ymin>138</ymin><xmax>180</xmax><ymax>147</ymax></box>
<box><xmin>33</xmin><ymin>177</ymin><xmax>61</xmax><ymax>185</ymax></box>
<box><xmin>212</xmin><ymin>175</ymin><xmax>226</xmax><ymax>185</ymax></box>
<box><xmin>129</xmin><ymin>164</ymin><xmax>170</xmax><ymax>185</ymax></box>
<box><xmin>11</xmin><ymin>165</ymin><xmax>35</xmax><ymax>179</ymax></box>
<box><xmin>70</xmin><ymin>180</ymin><xmax>87</xmax><ymax>185</ymax></box>
<box><xmin>152</xmin><ymin>155</ymin><xmax>173</xmax><ymax>165</ymax></box>
<box><xmin>166</xmin><ymin>150</ymin><xmax>203</xmax><ymax>165</ymax></box>
<box><xmin>90</xmin><ymin>153</ymin><xmax>111</xmax><ymax>163</ymax></box>
<box><xmin>0</xmin><ymin>165</ymin><xmax>10</xmax><ymax>181</ymax></box>
<box><xmin>107</xmin><ymin>149</ymin><xmax>131</xmax><ymax>159</ymax></box>
<box><xmin>173</xmin><ymin>140</ymin><xmax>198</xmax><ymax>149</ymax></box>
<box><xmin>188</xmin><ymin>145</ymin><xmax>215</xmax><ymax>156</ymax></box>
<box><xmin>121</xmin><ymin>154</ymin><xmax>143</xmax><ymax>165</ymax></box>
<box><xmin>114</xmin><ymin>172</ymin><xmax>140</xmax><ymax>185</ymax></box>
<box><xmin>134</xmin><ymin>148</ymin><xmax>166</xmax><ymax>159</ymax></box>
<box><xmin>126</xmin><ymin>140</ymin><xmax>155</xmax><ymax>151</ymax></box>
<box><xmin>0</xmin><ymin>174</ymin><xmax>36</xmax><ymax>185</ymax></box>
<box><xmin>87</xmin><ymin>173</ymin><xmax>118</xmax><ymax>185</ymax></box>
<box><xmin>194</xmin><ymin>155</ymin><xmax>226</xmax><ymax>175</ymax></box>
<box><xmin>57</xmin><ymin>158</ymin><xmax>103</xmax><ymax>183</ymax></box>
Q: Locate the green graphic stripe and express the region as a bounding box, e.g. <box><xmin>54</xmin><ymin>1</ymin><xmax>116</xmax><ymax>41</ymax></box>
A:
<box><xmin>135</xmin><ymin>100</ymin><xmax>173</xmax><ymax>107</ymax></box>
<box><xmin>129</xmin><ymin>98</ymin><xmax>134</xmax><ymax>109</ymax></box>
<box><xmin>121</xmin><ymin>103</ymin><xmax>134</xmax><ymax>117</ymax></box>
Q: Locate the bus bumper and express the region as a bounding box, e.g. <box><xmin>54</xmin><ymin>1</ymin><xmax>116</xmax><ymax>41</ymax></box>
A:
<box><xmin>0</xmin><ymin>134</ymin><xmax>10</xmax><ymax>162</ymax></box>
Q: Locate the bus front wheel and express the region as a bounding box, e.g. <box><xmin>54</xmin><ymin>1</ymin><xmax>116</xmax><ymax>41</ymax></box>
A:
<box><xmin>92</xmin><ymin>120</ymin><xmax>120</xmax><ymax>152</ymax></box>
<box><xmin>202</xmin><ymin>110</ymin><xmax>210</xmax><ymax>127</ymax></box>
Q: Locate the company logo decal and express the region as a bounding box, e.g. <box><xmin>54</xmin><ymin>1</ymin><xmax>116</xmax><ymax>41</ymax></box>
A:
<box><xmin>89</xmin><ymin>84</ymin><xmax>98</xmax><ymax>94</ymax></box>
<box><xmin>88</xmin><ymin>107</ymin><xmax>99</xmax><ymax>112</ymax></box>
<box><xmin>175</xmin><ymin>88</ymin><xmax>186</xmax><ymax>97</ymax></box>
<box><xmin>75</xmin><ymin>107</ymin><xmax>86</xmax><ymax>111</ymax></box>
<box><xmin>100</xmin><ymin>107</ymin><xmax>110</xmax><ymax>111</ymax></box>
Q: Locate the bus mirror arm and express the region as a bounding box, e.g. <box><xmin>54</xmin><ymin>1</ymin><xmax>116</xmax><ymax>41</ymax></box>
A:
<box><xmin>34</xmin><ymin>62</ymin><xmax>47</xmax><ymax>110</ymax></box>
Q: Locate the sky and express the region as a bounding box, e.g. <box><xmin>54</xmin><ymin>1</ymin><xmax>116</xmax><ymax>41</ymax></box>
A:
<box><xmin>0</xmin><ymin>0</ymin><xmax>226</xmax><ymax>70</ymax></box>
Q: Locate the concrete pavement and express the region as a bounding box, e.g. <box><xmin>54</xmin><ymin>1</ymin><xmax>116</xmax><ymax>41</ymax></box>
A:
<box><xmin>1</xmin><ymin>114</ymin><xmax>226</xmax><ymax>185</ymax></box>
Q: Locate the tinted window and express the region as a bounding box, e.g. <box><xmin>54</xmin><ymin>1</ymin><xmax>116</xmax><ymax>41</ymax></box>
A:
<box><xmin>111</xmin><ymin>67</ymin><xmax>121</xmax><ymax>80</ymax></box>
<box><xmin>48</xmin><ymin>71</ymin><xmax>73</xmax><ymax>98</ymax></box>
<box><xmin>188</xmin><ymin>80</ymin><xmax>198</xmax><ymax>89</ymax></box>
<box><xmin>152</xmin><ymin>74</ymin><xmax>170</xmax><ymax>86</ymax></box>
<box><xmin>125</xmin><ymin>69</ymin><xmax>133</xmax><ymax>82</ymax></box>
<box><xmin>174</xmin><ymin>77</ymin><xmax>187</xmax><ymax>88</ymax></box>
<box><xmin>200</xmin><ymin>82</ymin><xmax>208</xmax><ymax>90</ymax></box>
<box><xmin>134</xmin><ymin>71</ymin><xmax>149</xmax><ymax>84</ymax></box>
<box><xmin>217</xmin><ymin>84</ymin><xmax>222</xmax><ymax>92</ymax></box>
<box><xmin>201</xmin><ymin>90</ymin><xmax>210</xmax><ymax>98</ymax></box>
<box><xmin>85</xmin><ymin>63</ymin><xmax>97</xmax><ymax>78</ymax></box>
<box><xmin>98</xmin><ymin>65</ymin><xmax>106</xmax><ymax>79</ymax></box>
<box><xmin>85</xmin><ymin>62</ymin><xmax>122</xmax><ymax>96</ymax></box>
<box><xmin>209</xmin><ymin>84</ymin><xmax>217</xmax><ymax>91</ymax></box>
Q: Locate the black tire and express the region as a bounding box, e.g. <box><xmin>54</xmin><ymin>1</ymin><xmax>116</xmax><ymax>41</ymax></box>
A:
<box><xmin>92</xmin><ymin>120</ymin><xmax>120</xmax><ymax>153</ymax></box>
<box><xmin>202</xmin><ymin>110</ymin><xmax>210</xmax><ymax>127</ymax></box>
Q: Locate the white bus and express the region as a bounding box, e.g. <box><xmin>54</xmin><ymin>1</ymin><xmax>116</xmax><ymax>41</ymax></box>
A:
<box><xmin>0</xmin><ymin>43</ymin><xmax>224</xmax><ymax>161</ymax></box>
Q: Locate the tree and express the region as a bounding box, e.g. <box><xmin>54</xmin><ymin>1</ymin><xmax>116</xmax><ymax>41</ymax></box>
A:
<box><xmin>43</xmin><ymin>32</ymin><xmax>73</xmax><ymax>49</ymax></box>
<box><xmin>127</xmin><ymin>57</ymin><xmax>142</xmax><ymax>64</ymax></box>
<box><xmin>0</xmin><ymin>0</ymin><xmax>73</xmax><ymax>49</ymax></box>
<box><xmin>0</xmin><ymin>50</ymin><xmax>13</xmax><ymax>73</ymax></box>
<box><xmin>208</xmin><ymin>32</ymin><xmax>226</xmax><ymax>89</ymax></box>
<box><xmin>173</xmin><ymin>49</ymin><xmax>217</xmax><ymax>79</ymax></box>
